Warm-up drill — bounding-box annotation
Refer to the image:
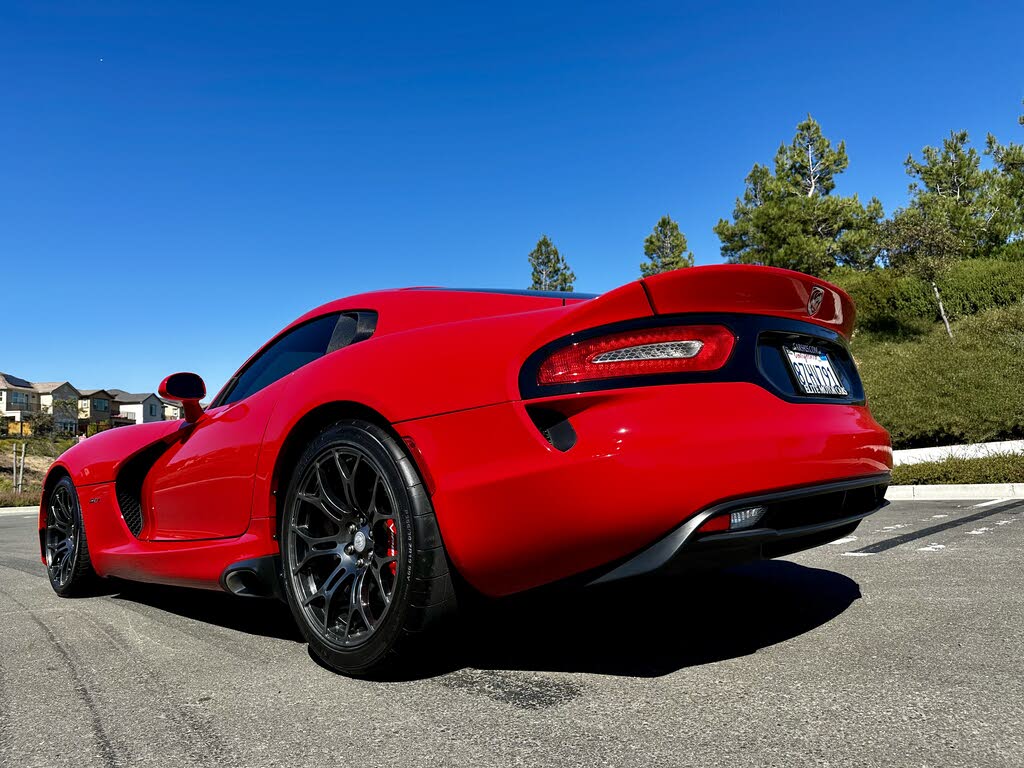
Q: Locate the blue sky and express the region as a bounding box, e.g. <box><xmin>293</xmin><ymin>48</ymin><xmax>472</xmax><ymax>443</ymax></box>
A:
<box><xmin>2</xmin><ymin>1</ymin><xmax>1022</xmax><ymax>394</ymax></box>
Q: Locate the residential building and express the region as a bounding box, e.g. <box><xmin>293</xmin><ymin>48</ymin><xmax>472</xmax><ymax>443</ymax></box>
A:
<box><xmin>2</xmin><ymin>374</ymin><xmax>181</xmax><ymax>434</ymax></box>
<box><xmin>78</xmin><ymin>389</ymin><xmax>117</xmax><ymax>428</ymax></box>
<box><xmin>33</xmin><ymin>382</ymin><xmax>81</xmax><ymax>433</ymax></box>
<box><xmin>0</xmin><ymin>372</ymin><xmax>40</xmax><ymax>425</ymax></box>
<box><xmin>114</xmin><ymin>392</ymin><xmax>165</xmax><ymax>424</ymax></box>
<box><xmin>160</xmin><ymin>397</ymin><xmax>184</xmax><ymax>421</ymax></box>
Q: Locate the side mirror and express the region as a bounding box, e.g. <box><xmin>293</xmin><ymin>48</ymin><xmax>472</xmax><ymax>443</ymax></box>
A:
<box><xmin>159</xmin><ymin>372</ymin><xmax>206</xmax><ymax>424</ymax></box>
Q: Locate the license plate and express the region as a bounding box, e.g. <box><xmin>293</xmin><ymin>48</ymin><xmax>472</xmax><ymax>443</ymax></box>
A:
<box><xmin>784</xmin><ymin>345</ymin><xmax>849</xmax><ymax>397</ymax></box>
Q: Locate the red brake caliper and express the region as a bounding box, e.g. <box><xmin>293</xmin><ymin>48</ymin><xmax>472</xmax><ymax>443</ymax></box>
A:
<box><xmin>385</xmin><ymin>519</ymin><xmax>398</xmax><ymax>577</ymax></box>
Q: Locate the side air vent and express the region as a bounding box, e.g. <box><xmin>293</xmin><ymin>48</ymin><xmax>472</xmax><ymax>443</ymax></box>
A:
<box><xmin>114</xmin><ymin>442</ymin><xmax>171</xmax><ymax>538</ymax></box>
<box><xmin>526</xmin><ymin>407</ymin><xmax>578</xmax><ymax>452</ymax></box>
<box><xmin>116</xmin><ymin>485</ymin><xmax>144</xmax><ymax>536</ymax></box>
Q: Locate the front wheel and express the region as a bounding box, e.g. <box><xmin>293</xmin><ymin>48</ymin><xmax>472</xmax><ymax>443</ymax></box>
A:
<box><xmin>45</xmin><ymin>476</ymin><xmax>98</xmax><ymax>596</ymax></box>
<box><xmin>279</xmin><ymin>420</ymin><xmax>456</xmax><ymax>676</ymax></box>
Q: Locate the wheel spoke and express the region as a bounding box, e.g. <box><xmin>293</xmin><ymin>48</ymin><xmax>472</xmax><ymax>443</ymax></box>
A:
<box><xmin>296</xmin><ymin>463</ymin><xmax>353</xmax><ymax>526</ymax></box>
<box><xmin>302</xmin><ymin>560</ymin><xmax>352</xmax><ymax>608</ymax></box>
<box><xmin>369</xmin><ymin>561</ymin><xmax>390</xmax><ymax>607</ymax></box>
<box><xmin>293</xmin><ymin>548</ymin><xmax>337</xmax><ymax>573</ymax></box>
<box><xmin>366</xmin><ymin>478</ymin><xmax>391</xmax><ymax>524</ymax></box>
<box><xmin>290</xmin><ymin>524</ymin><xmax>339</xmax><ymax>549</ymax></box>
<box><xmin>344</xmin><ymin>570</ymin><xmax>369</xmax><ymax>636</ymax></box>
<box><xmin>332</xmin><ymin>451</ymin><xmax>362</xmax><ymax>515</ymax></box>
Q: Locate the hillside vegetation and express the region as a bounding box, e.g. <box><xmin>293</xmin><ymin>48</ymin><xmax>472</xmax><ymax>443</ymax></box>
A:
<box><xmin>853</xmin><ymin>303</ymin><xmax>1024</xmax><ymax>449</ymax></box>
<box><xmin>833</xmin><ymin>258</ymin><xmax>1024</xmax><ymax>337</ymax></box>
<box><xmin>0</xmin><ymin>436</ymin><xmax>72</xmax><ymax>507</ymax></box>
<box><xmin>892</xmin><ymin>453</ymin><xmax>1024</xmax><ymax>485</ymax></box>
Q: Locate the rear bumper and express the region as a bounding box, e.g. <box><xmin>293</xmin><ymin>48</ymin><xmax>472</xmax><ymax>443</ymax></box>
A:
<box><xmin>399</xmin><ymin>381</ymin><xmax>892</xmax><ymax>597</ymax></box>
<box><xmin>590</xmin><ymin>474</ymin><xmax>888</xmax><ymax>584</ymax></box>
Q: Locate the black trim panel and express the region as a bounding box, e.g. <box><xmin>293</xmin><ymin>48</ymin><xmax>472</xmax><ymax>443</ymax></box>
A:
<box><xmin>114</xmin><ymin>442</ymin><xmax>175</xmax><ymax>537</ymax></box>
<box><xmin>520</xmin><ymin>312</ymin><xmax>865</xmax><ymax>405</ymax></box>
<box><xmin>588</xmin><ymin>474</ymin><xmax>889</xmax><ymax>585</ymax></box>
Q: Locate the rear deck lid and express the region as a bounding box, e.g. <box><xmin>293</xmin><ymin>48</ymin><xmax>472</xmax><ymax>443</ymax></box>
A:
<box><xmin>641</xmin><ymin>265</ymin><xmax>856</xmax><ymax>340</ymax></box>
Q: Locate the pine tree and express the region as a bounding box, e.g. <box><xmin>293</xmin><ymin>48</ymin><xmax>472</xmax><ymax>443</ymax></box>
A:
<box><xmin>984</xmin><ymin>101</ymin><xmax>1024</xmax><ymax>256</ymax></box>
<box><xmin>640</xmin><ymin>215</ymin><xmax>694</xmax><ymax>276</ymax></box>
<box><xmin>528</xmin><ymin>235</ymin><xmax>576</xmax><ymax>291</ymax></box>
<box><xmin>714</xmin><ymin>115</ymin><xmax>883</xmax><ymax>276</ymax></box>
<box><xmin>903</xmin><ymin>130</ymin><xmax>995</xmax><ymax>257</ymax></box>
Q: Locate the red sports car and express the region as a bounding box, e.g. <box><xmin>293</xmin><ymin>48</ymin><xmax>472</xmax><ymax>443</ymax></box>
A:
<box><xmin>40</xmin><ymin>265</ymin><xmax>892</xmax><ymax>675</ymax></box>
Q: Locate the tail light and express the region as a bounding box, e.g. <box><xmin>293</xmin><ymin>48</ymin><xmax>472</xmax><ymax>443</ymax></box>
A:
<box><xmin>696</xmin><ymin>506</ymin><xmax>768</xmax><ymax>534</ymax></box>
<box><xmin>536</xmin><ymin>324</ymin><xmax>735</xmax><ymax>386</ymax></box>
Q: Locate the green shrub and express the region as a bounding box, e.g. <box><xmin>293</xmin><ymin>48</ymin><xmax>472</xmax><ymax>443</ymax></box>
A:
<box><xmin>831</xmin><ymin>259</ymin><xmax>1024</xmax><ymax>336</ymax></box>
<box><xmin>0</xmin><ymin>490</ymin><xmax>38</xmax><ymax>507</ymax></box>
<box><xmin>854</xmin><ymin>304</ymin><xmax>1024</xmax><ymax>449</ymax></box>
<box><xmin>892</xmin><ymin>453</ymin><xmax>1024</xmax><ymax>485</ymax></box>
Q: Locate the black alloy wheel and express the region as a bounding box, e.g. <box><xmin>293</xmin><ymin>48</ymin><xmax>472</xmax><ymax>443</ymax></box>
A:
<box><xmin>280</xmin><ymin>420</ymin><xmax>457</xmax><ymax>676</ymax></box>
<box><xmin>45</xmin><ymin>476</ymin><xmax>97</xmax><ymax>596</ymax></box>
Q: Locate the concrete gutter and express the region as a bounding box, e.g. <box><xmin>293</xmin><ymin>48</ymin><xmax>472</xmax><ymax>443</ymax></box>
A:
<box><xmin>893</xmin><ymin>439</ymin><xmax>1024</xmax><ymax>466</ymax></box>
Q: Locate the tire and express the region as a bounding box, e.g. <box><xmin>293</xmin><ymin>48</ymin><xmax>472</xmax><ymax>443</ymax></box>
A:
<box><xmin>44</xmin><ymin>476</ymin><xmax>99</xmax><ymax>597</ymax></box>
<box><xmin>279</xmin><ymin>419</ymin><xmax>457</xmax><ymax>676</ymax></box>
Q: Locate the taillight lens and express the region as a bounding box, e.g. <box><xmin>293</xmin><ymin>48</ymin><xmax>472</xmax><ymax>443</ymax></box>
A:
<box><xmin>537</xmin><ymin>324</ymin><xmax>735</xmax><ymax>386</ymax></box>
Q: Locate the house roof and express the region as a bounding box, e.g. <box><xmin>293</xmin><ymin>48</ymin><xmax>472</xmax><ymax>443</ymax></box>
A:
<box><xmin>0</xmin><ymin>372</ymin><xmax>32</xmax><ymax>389</ymax></box>
<box><xmin>79</xmin><ymin>389</ymin><xmax>114</xmax><ymax>399</ymax></box>
<box><xmin>114</xmin><ymin>392</ymin><xmax>160</xmax><ymax>404</ymax></box>
<box><xmin>31</xmin><ymin>381</ymin><xmax>80</xmax><ymax>395</ymax></box>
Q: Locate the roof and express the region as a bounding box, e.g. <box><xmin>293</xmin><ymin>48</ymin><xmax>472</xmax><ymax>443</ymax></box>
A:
<box><xmin>107</xmin><ymin>388</ymin><xmax>128</xmax><ymax>397</ymax></box>
<box><xmin>31</xmin><ymin>381</ymin><xmax>79</xmax><ymax>395</ymax></box>
<box><xmin>0</xmin><ymin>372</ymin><xmax>32</xmax><ymax>389</ymax></box>
<box><xmin>114</xmin><ymin>392</ymin><xmax>160</xmax><ymax>404</ymax></box>
<box><xmin>79</xmin><ymin>389</ymin><xmax>114</xmax><ymax>398</ymax></box>
<box><xmin>408</xmin><ymin>287</ymin><xmax>600</xmax><ymax>300</ymax></box>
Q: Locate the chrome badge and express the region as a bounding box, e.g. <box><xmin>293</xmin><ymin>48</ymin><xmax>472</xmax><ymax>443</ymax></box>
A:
<box><xmin>807</xmin><ymin>286</ymin><xmax>825</xmax><ymax>316</ymax></box>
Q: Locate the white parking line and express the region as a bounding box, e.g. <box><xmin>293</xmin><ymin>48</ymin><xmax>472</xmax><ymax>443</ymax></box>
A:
<box><xmin>974</xmin><ymin>498</ymin><xmax>1010</xmax><ymax>508</ymax></box>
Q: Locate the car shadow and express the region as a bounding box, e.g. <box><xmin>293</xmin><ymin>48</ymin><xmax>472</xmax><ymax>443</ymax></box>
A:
<box><xmin>103</xmin><ymin>559</ymin><xmax>859</xmax><ymax>679</ymax></box>
<box><xmin>107</xmin><ymin>580</ymin><xmax>304</xmax><ymax>643</ymax></box>
<box><xmin>442</xmin><ymin>560</ymin><xmax>861</xmax><ymax>679</ymax></box>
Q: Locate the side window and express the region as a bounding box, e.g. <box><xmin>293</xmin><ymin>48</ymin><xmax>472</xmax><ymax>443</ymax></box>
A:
<box><xmin>222</xmin><ymin>314</ymin><xmax>340</xmax><ymax>406</ymax></box>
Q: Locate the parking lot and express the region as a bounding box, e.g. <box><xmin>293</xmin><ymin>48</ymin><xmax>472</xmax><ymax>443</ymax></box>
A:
<box><xmin>1</xmin><ymin>498</ymin><xmax>1021</xmax><ymax>768</ymax></box>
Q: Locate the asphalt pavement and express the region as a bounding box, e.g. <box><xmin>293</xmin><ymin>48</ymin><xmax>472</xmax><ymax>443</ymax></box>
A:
<box><xmin>0</xmin><ymin>498</ymin><xmax>1021</xmax><ymax>767</ymax></box>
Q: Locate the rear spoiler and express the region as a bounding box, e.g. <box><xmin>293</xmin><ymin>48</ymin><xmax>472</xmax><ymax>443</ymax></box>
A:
<box><xmin>639</xmin><ymin>265</ymin><xmax>856</xmax><ymax>340</ymax></box>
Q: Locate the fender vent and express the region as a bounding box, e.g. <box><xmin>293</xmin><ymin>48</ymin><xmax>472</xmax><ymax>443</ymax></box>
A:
<box><xmin>114</xmin><ymin>442</ymin><xmax>171</xmax><ymax>538</ymax></box>
<box><xmin>116</xmin><ymin>486</ymin><xmax>144</xmax><ymax>536</ymax></box>
<box><xmin>526</xmin><ymin>407</ymin><xmax>577</xmax><ymax>452</ymax></box>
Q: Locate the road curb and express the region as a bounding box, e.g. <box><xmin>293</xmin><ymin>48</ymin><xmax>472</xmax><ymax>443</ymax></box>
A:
<box><xmin>886</xmin><ymin>484</ymin><xmax>1024</xmax><ymax>501</ymax></box>
<box><xmin>893</xmin><ymin>439</ymin><xmax>1024</xmax><ymax>467</ymax></box>
<box><xmin>0</xmin><ymin>506</ymin><xmax>37</xmax><ymax>516</ymax></box>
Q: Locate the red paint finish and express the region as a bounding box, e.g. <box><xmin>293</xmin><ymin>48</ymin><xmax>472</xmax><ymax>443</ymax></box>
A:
<box><xmin>39</xmin><ymin>265</ymin><xmax>890</xmax><ymax>597</ymax></box>
<box><xmin>142</xmin><ymin>382</ymin><xmax>282</xmax><ymax>540</ymax></box>
<box><xmin>643</xmin><ymin>265</ymin><xmax>856</xmax><ymax>339</ymax></box>
<box><xmin>399</xmin><ymin>382</ymin><xmax>890</xmax><ymax>596</ymax></box>
<box><xmin>72</xmin><ymin>481</ymin><xmax>277</xmax><ymax>589</ymax></box>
